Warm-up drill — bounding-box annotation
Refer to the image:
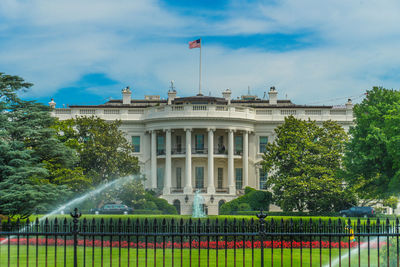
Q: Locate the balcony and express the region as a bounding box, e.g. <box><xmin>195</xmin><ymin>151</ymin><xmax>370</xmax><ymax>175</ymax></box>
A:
<box><xmin>171</xmin><ymin>187</ymin><xmax>183</xmax><ymax>193</ymax></box>
<box><xmin>193</xmin><ymin>188</ymin><xmax>207</xmax><ymax>193</ymax></box>
<box><xmin>192</xmin><ymin>147</ymin><xmax>207</xmax><ymax>154</ymax></box>
<box><xmin>157</xmin><ymin>149</ymin><xmax>165</xmax><ymax>156</ymax></box>
<box><xmin>215</xmin><ymin>187</ymin><xmax>229</xmax><ymax>193</ymax></box>
<box><xmin>214</xmin><ymin>147</ymin><xmax>228</xmax><ymax>155</ymax></box>
<box><xmin>172</xmin><ymin>147</ymin><xmax>185</xmax><ymax>155</ymax></box>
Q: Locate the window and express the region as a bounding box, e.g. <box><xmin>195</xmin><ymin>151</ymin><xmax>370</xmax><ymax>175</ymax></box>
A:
<box><xmin>176</xmin><ymin>135</ymin><xmax>182</xmax><ymax>153</ymax></box>
<box><xmin>234</xmin><ymin>135</ymin><xmax>243</xmax><ymax>155</ymax></box>
<box><xmin>132</xmin><ymin>136</ymin><xmax>140</xmax><ymax>152</ymax></box>
<box><xmin>176</xmin><ymin>167</ymin><xmax>182</xmax><ymax>188</ymax></box>
<box><xmin>259</xmin><ymin>136</ymin><xmax>268</xmax><ymax>153</ymax></box>
<box><xmin>195</xmin><ymin>134</ymin><xmax>204</xmax><ymax>153</ymax></box>
<box><xmin>157</xmin><ymin>167</ymin><xmax>164</xmax><ymax>189</ymax></box>
<box><xmin>157</xmin><ymin>135</ymin><xmax>165</xmax><ymax>155</ymax></box>
<box><xmin>235</xmin><ymin>168</ymin><xmax>243</xmax><ymax>189</ymax></box>
<box><xmin>195</xmin><ymin>167</ymin><xmax>204</xmax><ymax>188</ymax></box>
<box><xmin>217</xmin><ymin>136</ymin><xmax>225</xmax><ymax>154</ymax></box>
<box><xmin>259</xmin><ymin>168</ymin><xmax>268</xmax><ymax>189</ymax></box>
<box><xmin>217</xmin><ymin>168</ymin><xmax>223</xmax><ymax>189</ymax></box>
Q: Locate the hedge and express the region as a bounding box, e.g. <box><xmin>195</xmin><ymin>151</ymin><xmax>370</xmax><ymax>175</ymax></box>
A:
<box><xmin>1</xmin><ymin>214</ymin><xmax>391</xmax><ymax>229</ymax></box>
<box><xmin>134</xmin><ymin>209</ymin><xmax>162</xmax><ymax>214</ymax></box>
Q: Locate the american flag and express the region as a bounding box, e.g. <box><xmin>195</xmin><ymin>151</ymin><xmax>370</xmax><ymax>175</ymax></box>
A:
<box><xmin>189</xmin><ymin>39</ymin><xmax>201</xmax><ymax>49</ymax></box>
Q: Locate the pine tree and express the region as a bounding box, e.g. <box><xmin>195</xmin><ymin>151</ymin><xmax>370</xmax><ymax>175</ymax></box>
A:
<box><xmin>0</xmin><ymin>73</ymin><xmax>72</xmax><ymax>218</ymax></box>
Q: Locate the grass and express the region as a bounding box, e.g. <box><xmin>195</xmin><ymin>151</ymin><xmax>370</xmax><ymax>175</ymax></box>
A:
<box><xmin>0</xmin><ymin>245</ymin><xmax>384</xmax><ymax>267</ymax></box>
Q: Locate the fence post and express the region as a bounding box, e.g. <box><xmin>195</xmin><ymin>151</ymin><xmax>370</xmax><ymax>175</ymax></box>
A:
<box><xmin>70</xmin><ymin>208</ymin><xmax>82</xmax><ymax>267</ymax></box>
<box><xmin>257</xmin><ymin>209</ymin><xmax>267</xmax><ymax>267</ymax></box>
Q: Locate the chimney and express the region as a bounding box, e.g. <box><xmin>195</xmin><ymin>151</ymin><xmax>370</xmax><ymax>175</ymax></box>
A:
<box><xmin>222</xmin><ymin>89</ymin><xmax>232</xmax><ymax>105</ymax></box>
<box><xmin>346</xmin><ymin>98</ymin><xmax>353</xmax><ymax>109</ymax></box>
<box><xmin>48</xmin><ymin>98</ymin><xmax>56</xmax><ymax>108</ymax></box>
<box><xmin>168</xmin><ymin>90</ymin><xmax>177</xmax><ymax>105</ymax></box>
<box><xmin>122</xmin><ymin>86</ymin><xmax>132</xmax><ymax>105</ymax></box>
<box><xmin>167</xmin><ymin>81</ymin><xmax>177</xmax><ymax>105</ymax></box>
<box><xmin>268</xmin><ymin>86</ymin><xmax>278</xmax><ymax>105</ymax></box>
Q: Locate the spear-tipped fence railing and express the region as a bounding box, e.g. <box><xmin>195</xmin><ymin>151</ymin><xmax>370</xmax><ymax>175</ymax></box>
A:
<box><xmin>0</xmin><ymin>209</ymin><xmax>399</xmax><ymax>267</ymax></box>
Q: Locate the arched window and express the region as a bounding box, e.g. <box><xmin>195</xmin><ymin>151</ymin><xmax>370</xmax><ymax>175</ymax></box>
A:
<box><xmin>218</xmin><ymin>200</ymin><xmax>225</xmax><ymax>215</ymax></box>
<box><xmin>173</xmin><ymin>199</ymin><xmax>181</xmax><ymax>215</ymax></box>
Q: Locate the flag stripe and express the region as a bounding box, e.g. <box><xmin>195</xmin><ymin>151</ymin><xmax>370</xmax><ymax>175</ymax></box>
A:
<box><xmin>189</xmin><ymin>39</ymin><xmax>201</xmax><ymax>49</ymax></box>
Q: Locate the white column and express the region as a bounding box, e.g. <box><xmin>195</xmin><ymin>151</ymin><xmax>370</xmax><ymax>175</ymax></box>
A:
<box><xmin>151</xmin><ymin>130</ymin><xmax>157</xmax><ymax>189</ymax></box>
<box><xmin>207</xmin><ymin>128</ymin><xmax>215</xmax><ymax>194</ymax></box>
<box><xmin>243</xmin><ymin>131</ymin><xmax>249</xmax><ymax>189</ymax></box>
<box><xmin>164</xmin><ymin>129</ymin><xmax>171</xmax><ymax>195</ymax></box>
<box><xmin>228</xmin><ymin>129</ymin><xmax>235</xmax><ymax>194</ymax></box>
<box><xmin>184</xmin><ymin>128</ymin><xmax>193</xmax><ymax>194</ymax></box>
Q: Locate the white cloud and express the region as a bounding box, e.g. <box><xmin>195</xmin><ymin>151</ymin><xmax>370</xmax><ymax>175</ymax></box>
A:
<box><xmin>0</xmin><ymin>0</ymin><xmax>399</xmax><ymax>105</ymax></box>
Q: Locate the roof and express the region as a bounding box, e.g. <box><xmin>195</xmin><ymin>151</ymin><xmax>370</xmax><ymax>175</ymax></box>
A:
<box><xmin>172</xmin><ymin>95</ymin><xmax>227</xmax><ymax>104</ymax></box>
<box><xmin>67</xmin><ymin>95</ymin><xmax>334</xmax><ymax>109</ymax></box>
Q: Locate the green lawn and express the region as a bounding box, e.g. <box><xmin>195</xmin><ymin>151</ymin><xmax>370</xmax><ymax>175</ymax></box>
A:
<box><xmin>0</xmin><ymin>245</ymin><xmax>383</xmax><ymax>267</ymax></box>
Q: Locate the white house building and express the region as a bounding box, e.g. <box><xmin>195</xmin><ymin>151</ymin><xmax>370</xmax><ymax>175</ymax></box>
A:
<box><xmin>50</xmin><ymin>86</ymin><xmax>354</xmax><ymax>215</ymax></box>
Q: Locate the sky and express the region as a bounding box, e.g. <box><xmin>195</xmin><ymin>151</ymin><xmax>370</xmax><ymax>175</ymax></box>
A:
<box><xmin>1</xmin><ymin>0</ymin><xmax>400</xmax><ymax>107</ymax></box>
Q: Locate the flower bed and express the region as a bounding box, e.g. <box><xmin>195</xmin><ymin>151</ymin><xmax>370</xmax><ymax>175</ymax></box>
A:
<box><xmin>0</xmin><ymin>238</ymin><xmax>386</xmax><ymax>249</ymax></box>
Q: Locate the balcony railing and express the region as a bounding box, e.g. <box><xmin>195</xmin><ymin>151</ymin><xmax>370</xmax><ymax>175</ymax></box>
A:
<box><xmin>216</xmin><ymin>187</ymin><xmax>229</xmax><ymax>193</ymax></box>
<box><xmin>171</xmin><ymin>147</ymin><xmax>185</xmax><ymax>154</ymax></box>
<box><xmin>193</xmin><ymin>188</ymin><xmax>206</xmax><ymax>193</ymax></box>
<box><xmin>192</xmin><ymin>147</ymin><xmax>207</xmax><ymax>154</ymax></box>
<box><xmin>171</xmin><ymin>187</ymin><xmax>183</xmax><ymax>193</ymax></box>
<box><xmin>214</xmin><ymin>148</ymin><xmax>228</xmax><ymax>155</ymax></box>
<box><xmin>156</xmin><ymin>147</ymin><xmax>243</xmax><ymax>156</ymax></box>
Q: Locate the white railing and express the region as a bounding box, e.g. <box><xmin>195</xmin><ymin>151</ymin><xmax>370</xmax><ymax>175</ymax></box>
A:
<box><xmin>104</xmin><ymin>109</ymin><xmax>120</xmax><ymax>115</ymax></box>
<box><xmin>55</xmin><ymin>109</ymin><xmax>71</xmax><ymax>114</ymax></box>
<box><xmin>79</xmin><ymin>109</ymin><xmax>96</xmax><ymax>115</ymax></box>
<box><xmin>128</xmin><ymin>109</ymin><xmax>144</xmax><ymax>114</ymax></box>
<box><xmin>216</xmin><ymin>106</ymin><xmax>227</xmax><ymax>111</ymax></box>
<box><xmin>280</xmin><ymin>109</ymin><xmax>296</xmax><ymax>116</ymax></box>
<box><xmin>193</xmin><ymin>105</ymin><xmax>207</xmax><ymax>111</ymax></box>
<box><xmin>172</xmin><ymin>106</ymin><xmax>184</xmax><ymax>111</ymax></box>
<box><xmin>305</xmin><ymin>110</ymin><xmax>322</xmax><ymax>115</ymax></box>
<box><xmin>256</xmin><ymin>109</ymin><xmax>272</xmax><ymax>115</ymax></box>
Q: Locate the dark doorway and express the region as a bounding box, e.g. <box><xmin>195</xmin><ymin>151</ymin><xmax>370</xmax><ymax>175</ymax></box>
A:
<box><xmin>173</xmin><ymin>199</ymin><xmax>181</xmax><ymax>215</ymax></box>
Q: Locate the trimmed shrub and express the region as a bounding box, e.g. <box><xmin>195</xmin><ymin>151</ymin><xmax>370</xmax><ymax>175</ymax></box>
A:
<box><xmin>238</xmin><ymin>203</ymin><xmax>251</xmax><ymax>211</ymax></box>
<box><xmin>220</xmin><ymin>187</ymin><xmax>272</xmax><ymax>215</ymax></box>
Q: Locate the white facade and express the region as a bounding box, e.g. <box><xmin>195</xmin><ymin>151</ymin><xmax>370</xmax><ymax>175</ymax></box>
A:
<box><xmin>52</xmin><ymin>87</ymin><xmax>354</xmax><ymax>215</ymax></box>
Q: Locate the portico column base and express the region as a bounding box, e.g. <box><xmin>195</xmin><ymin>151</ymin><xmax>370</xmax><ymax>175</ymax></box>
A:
<box><xmin>207</xmin><ymin>186</ymin><xmax>215</xmax><ymax>194</ymax></box>
<box><xmin>184</xmin><ymin>186</ymin><xmax>193</xmax><ymax>194</ymax></box>
<box><xmin>229</xmin><ymin>185</ymin><xmax>236</xmax><ymax>195</ymax></box>
<box><xmin>163</xmin><ymin>187</ymin><xmax>170</xmax><ymax>195</ymax></box>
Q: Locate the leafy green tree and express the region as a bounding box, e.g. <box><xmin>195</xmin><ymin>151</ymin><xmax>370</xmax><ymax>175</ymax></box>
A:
<box><xmin>0</xmin><ymin>73</ymin><xmax>72</xmax><ymax>217</ymax></box>
<box><xmin>262</xmin><ymin>116</ymin><xmax>354</xmax><ymax>212</ymax></box>
<box><xmin>344</xmin><ymin>87</ymin><xmax>400</xmax><ymax>202</ymax></box>
<box><xmin>54</xmin><ymin>117</ymin><xmax>140</xmax><ymax>185</ymax></box>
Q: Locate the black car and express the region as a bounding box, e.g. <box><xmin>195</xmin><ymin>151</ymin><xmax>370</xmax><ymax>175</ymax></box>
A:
<box><xmin>90</xmin><ymin>204</ymin><xmax>133</xmax><ymax>215</ymax></box>
<box><xmin>339</xmin><ymin>206</ymin><xmax>375</xmax><ymax>218</ymax></box>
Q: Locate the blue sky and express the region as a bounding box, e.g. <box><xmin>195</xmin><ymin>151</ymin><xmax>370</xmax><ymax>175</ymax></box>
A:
<box><xmin>1</xmin><ymin>0</ymin><xmax>400</xmax><ymax>107</ymax></box>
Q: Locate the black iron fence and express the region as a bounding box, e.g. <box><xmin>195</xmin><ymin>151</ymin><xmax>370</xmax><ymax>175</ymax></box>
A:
<box><xmin>1</xmin><ymin>209</ymin><xmax>399</xmax><ymax>267</ymax></box>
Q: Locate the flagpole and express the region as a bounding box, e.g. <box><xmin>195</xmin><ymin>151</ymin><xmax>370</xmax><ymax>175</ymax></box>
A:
<box><xmin>199</xmin><ymin>38</ymin><xmax>202</xmax><ymax>95</ymax></box>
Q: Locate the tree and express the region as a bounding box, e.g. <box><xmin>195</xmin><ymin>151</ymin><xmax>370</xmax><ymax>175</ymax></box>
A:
<box><xmin>261</xmin><ymin>116</ymin><xmax>354</xmax><ymax>212</ymax></box>
<box><xmin>0</xmin><ymin>73</ymin><xmax>72</xmax><ymax>217</ymax></box>
<box><xmin>54</xmin><ymin>116</ymin><xmax>140</xmax><ymax>185</ymax></box>
<box><xmin>344</xmin><ymin>87</ymin><xmax>400</xmax><ymax>203</ymax></box>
